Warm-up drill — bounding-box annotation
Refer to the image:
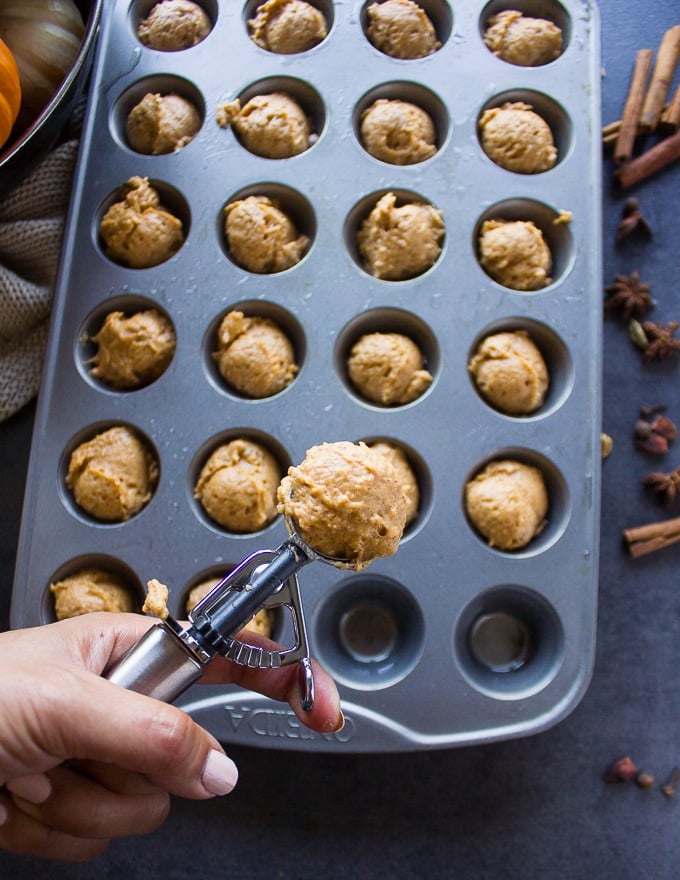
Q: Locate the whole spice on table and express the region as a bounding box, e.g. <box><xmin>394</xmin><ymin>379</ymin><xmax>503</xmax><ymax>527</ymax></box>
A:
<box><xmin>634</xmin><ymin>410</ymin><xmax>677</xmax><ymax>454</ymax></box>
<box><xmin>636</xmin><ymin>771</ymin><xmax>656</xmax><ymax>790</ymax></box>
<box><xmin>643</xmin><ymin>466</ymin><xmax>680</xmax><ymax>507</ymax></box>
<box><xmin>603</xmin><ymin>755</ymin><xmax>638</xmax><ymax>783</ymax></box>
<box><xmin>615</xmin><ymin>197</ymin><xmax>653</xmax><ymax>241</ymax></box>
<box><xmin>623</xmin><ymin>514</ymin><xmax>680</xmax><ymax>557</ymax></box>
<box><xmin>662</xmin><ymin>767</ymin><xmax>680</xmax><ymax>797</ymax></box>
<box><xmin>604</xmin><ymin>271</ymin><xmax>654</xmax><ymax>322</ymax></box>
<box><xmin>639</xmin><ymin>320</ymin><xmax>680</xmax><ymax>361</ymax></box>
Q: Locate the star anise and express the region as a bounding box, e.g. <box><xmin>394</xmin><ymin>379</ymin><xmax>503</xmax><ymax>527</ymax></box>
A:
<box><xmin>643</xmin><ymin>466</ymin><xmax>680</xmax><ymax>507</ymax></box>
<box><xmin>640</xmin><ymin>320</ymin><xmax>680</xmax><ymax>362</ymax></box>
<box><xmin>604</xmin><ymin>271</ymin><xmax>653</xmax><ymax>321</ymax></box>
<box><xmin>615</xmin><ymin>198</ymin><xmax>653</xmax><ymax>242</ymax></box>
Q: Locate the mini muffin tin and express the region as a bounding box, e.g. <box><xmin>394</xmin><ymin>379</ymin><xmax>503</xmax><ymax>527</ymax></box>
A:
<box><xmin>11</xmin><ymin>0</ymin><xmax>602</xmax><ymax>751</ymax></box>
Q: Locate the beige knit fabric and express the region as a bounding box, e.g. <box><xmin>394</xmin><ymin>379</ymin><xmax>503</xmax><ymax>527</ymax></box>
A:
<box><xmin>0</xmin><ymin>140</ymin><xmax>78</xmax><ymax>422</ymax></box>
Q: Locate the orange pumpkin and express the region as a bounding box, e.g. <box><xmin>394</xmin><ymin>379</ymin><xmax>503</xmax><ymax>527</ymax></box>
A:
<box><xmin>0</xmin><ymin>37</ymin><xmax>21</xmax><ymax>149</ymax></box>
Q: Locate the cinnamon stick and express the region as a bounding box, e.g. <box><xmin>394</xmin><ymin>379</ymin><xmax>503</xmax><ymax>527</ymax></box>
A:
<box><xmin>624</xmin><ymin>515</ymin><xmax>680</xmax><ymax>558</ymax></box>
<box><xmin>615</xmin><ymin>128</ymin><xmax>680</xmax><ymax>188</ymax></box>
<box><xmin>639</xmin><ymin>25</ymin><xmax>680</xmax><ymax>132</ymax></box>
<box><xmin>660</xmin><ymin>82</ymin><xmax>680</xmax><ymax>132</ymax></box>
<box><xmin>615</xmin><ymin>48</ymin><xmax>653</xmax><ymax>162</ymax></box>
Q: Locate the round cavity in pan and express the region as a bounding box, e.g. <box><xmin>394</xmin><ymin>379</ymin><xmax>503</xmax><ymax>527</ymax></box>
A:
<box><xmin>479</xmin><ymin>0</ymin><xmax>571</xmax><ymax>65</ymax></box>
<box><xmin>477</xmin><ymin>89</ymin><xmax>572</xmax><ymax>173</ymax></box>
<box><xmin>344</xmin><ymin>188</ymin><xmax>445</xmax><ymax>282</ymax></box>
<box><xmin>42</xmin><ymin>554</ymin><xmax>144</xmax><ymax>624</ymax></box>
<box><xmin>242</xmin><ymin>0</ymin><xmax>335</xmax><ymax>54</ymax></box>
<box><xmin>462</xmin><ymin>446</ymin><xmax>570</xmax><ymax>557</ymax></box>
<box><xmin>110</xmin><ymin>74</ymin><xmax>205</xmax><ymax>155</ymax></box>
<box><xmin>360</xmin><ymin>0</ymin><xmax>453</xmax><ymax>57</ymax></box>
<box><xmin>203</xmin><ymin>299</ymin><xmax>305</xmax><ymax>401</ymax></box>
<box><xmin>312</xmin><ymin>574</ymin><xmax>425</xmax><ymax>690</ymax></box>
<box><xmin>59</xmin><ymin>421</ymin><xmax>160</xmax><ymax>526</ymax></box>
<box><xmin>353</xmin><ymin>80</ymin><xmax>449</xmax><ymax>165</ymax></box>
<box><xmin>218</xmin><ymin>182</ymin><xmax>315</xmax><ymax>274</ymax></box>
<box><xmin>218</xmin><ymin>75</ymin><xmax>326</xmax><ymax>158</ymax></box>
<box><xmin>75</xmin><ymin>294</ymin><xmax>176</xmax><ymax>393</ymax></box>
<box><xmin>453</xmin><ymin>583</ymin><xmax>565</xmax><ymax>699</ymax></box>
<box><xmin>187</xmin><ymin>428</ymin><xmax>291</xmax><ymax>536</ymax></box>
<box><xmin>473</xmin><ymin>197</ymin><xmax>574</xmax><ymax>291</ymax></box>
<box><xmin>95</xmin><ymin>177</ymin><xmax>190</xmax><ymax>270</ymax></box>
<box><xmin>467</xmin><ymin>316</ymin><xmax>573</xmax><ymax>419</ymax></box>
<box><xmin>335</xmin><ymin>306</ymin><xmax>439</xmax><ymax>409</ymax></box>
<box><xmin>130</xmin><ymin>0</ymin><xmax>218</xmax><ymax>49</ymax></box>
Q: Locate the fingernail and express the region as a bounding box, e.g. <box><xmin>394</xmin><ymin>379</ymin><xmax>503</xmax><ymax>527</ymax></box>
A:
<box><xmin>6</xmin><ymin>773</ymin><xmax>52</xmax><ymax>805</ymax></box>
<box><xmin>201</xmin><ymin>750</ymin><xmax>238</xmax><ymax>796</ymax></box>
<box><xmin>333</xmin><ymin>710</ymin><xmax>345</xmax><ymax>733</ymax></box>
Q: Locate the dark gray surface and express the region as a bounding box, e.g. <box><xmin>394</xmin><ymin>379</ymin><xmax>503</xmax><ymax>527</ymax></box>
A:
<box><xmin>1</xmin><ymin>0</ymin><xmax>680</xmax><ymax>875</ymax></box>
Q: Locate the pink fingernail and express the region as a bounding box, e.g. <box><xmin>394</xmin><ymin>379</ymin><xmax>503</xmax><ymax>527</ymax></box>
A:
<box><xmin>201</xmin><ymin>750</ymin><xmax>238</xmax><ymax>796</ymax></box>
<box><xmin>6</xmin><ymin>773</ymin><xmax>52</xmax><ymax>805</ymax></box>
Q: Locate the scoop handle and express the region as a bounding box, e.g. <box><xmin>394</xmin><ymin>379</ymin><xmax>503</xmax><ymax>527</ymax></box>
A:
<box><xmin>105</xmin><ymin>620</ymin><xmax>206</xmax><ymax>703</ymax></box>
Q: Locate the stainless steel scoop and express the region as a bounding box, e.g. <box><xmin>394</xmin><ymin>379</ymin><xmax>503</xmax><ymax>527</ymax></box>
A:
<box><xmin>104</xmin><ymin>523</ymin><xmax>354</xmax><ymax>710</ymax></box>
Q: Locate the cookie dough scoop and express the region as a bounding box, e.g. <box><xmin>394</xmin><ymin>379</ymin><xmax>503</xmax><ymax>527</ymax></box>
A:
<box><xmin>104</xmin><ymin>441</ymin><xmax>408</xmax><ymax>709</ymax></box>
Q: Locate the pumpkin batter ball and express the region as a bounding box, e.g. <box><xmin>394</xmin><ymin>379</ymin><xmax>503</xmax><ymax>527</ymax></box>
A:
<box><xmin>224</xmin><ymin>195</ymin><xmax>309</xmax><ymax>273</ymax></box>
<box><xmin>50</xmin><ymin>568</ymin><xmax>136</xmax><ymax>620</ymax></box>
<box><xmin>277</xmin><ymin>440</ymin><xmax>409</xmax><ymax>569</ymax></box>
<box><xmin>465</xmin><ymin>459</ymin><xmax>548</xmax><ymax>551</ymax></box>
<box><xmin>483</xmin><ymin>10</ymin><xmax>562</xmax><ymax>67</ymax></box>
<box><xmin>360</xmin><ymin>98</ymin><xmax>437</xmax><ymax>165</ymax></box>
<box><xmin>99</xmin><ymin>176</ymin><xmax>184</xmax><ymax>269</ymax></box>
<box><xmin>137</xmin><ymin>0</ymin><xmax>211</xmax><ymax>51</ymax></box>
<box><xmin>194</xmin><ymin>438</ymin><xmax>281</xmax><ymax>532</ymax></box>
<box><xmin>126</xmin><ymin>92</ymin><xmax>201</xmax><ymax>155</ymax></box>
<box><xmin>468</xmin><ymin>330</ymin><xmax>549</xmax><ymax>415</ymax></box>
<box><xmin>66</xmin><ymin>426</ymin><xmax>158</xmax><ymax>522</ymax></box>
<box><xmin>478</xmin><ymin>219</ymin><xmax>552</xmax><ymax>291</ymax></box>
<box><xmin>213</xmin><ymin>310</ymin><xmax>297</xmax><ymax>398</ymax></box>
<box><xmin>358</xmin><ymin>192</ymin><xmax>444</xmax><ymax>280</ymax></box>
<box><xmin>365</xmin><ymin>0</ymin><xmax>440</xmax><ymax>59</ymax></box>
<box><xmin>479</xmin><ymin>102</ymin><xmax>557</xmax><ymax>174</ymax></box>
<box><xmin>88</xmin><ymin>309</ymin><xmax>176</xmax><ymax>390</ymax></box>
<box><xmin>248</xmin><ymin>0</ymin><xmax>328</xmax><ymax>54</ymax></box>
<box><xmin>347</xmin><ymin>331</ymin><xmax>432</xmax><ymax>406</ymax></box>
<box><xmin>217</xmin><ymin>92</ymin><xmax>314</xmax><ymax>159</ymax></box>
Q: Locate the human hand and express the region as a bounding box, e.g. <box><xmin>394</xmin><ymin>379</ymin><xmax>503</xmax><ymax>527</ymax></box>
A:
<box><xmin>0</xmin><ymin>613</ymin><xmax>342</xmax><ymax>862</ymax></box>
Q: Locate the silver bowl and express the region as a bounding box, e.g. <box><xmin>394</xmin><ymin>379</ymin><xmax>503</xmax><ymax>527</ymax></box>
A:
<box><xmin>0</xmin><ymin>0</ymin><xmax>103</xmax><ymax>196</ymax></box>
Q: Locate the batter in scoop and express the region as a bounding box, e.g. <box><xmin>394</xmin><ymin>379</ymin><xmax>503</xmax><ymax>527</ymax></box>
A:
<box><xmin>277</xmin><ymin>440</ymin><xmax>409</xmax><ymax>569</ymax></box>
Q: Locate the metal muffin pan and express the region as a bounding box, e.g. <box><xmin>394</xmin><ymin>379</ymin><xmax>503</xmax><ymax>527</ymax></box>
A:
<box><xmin>11</xmin><ymin>0</ymin><xmax>602</xmax><ymax>751</ymax></box>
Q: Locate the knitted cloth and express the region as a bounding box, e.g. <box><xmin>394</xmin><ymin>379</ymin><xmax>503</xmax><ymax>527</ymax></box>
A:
<box><xmin>0</xmin><ymin>140</ymin><xmax>79</xmax><ymax>422</ymax></box>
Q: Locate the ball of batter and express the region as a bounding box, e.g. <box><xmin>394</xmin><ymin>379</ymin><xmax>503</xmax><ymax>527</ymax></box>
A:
<box><xmin>213</xmin><ymin>310</ymin><xmax>298</xmax><ymax>398</ymax></box>
<box><xmin>100</xmin><ymin>176</ymin><xmax>184</xmax><ymax>269</ymax></box>
<box><xmin>479</xmin><ymin>102</ymin><xmax>556</xmax><ymax>174</ymax></box>
<box><xmin>217</xmin><ymin>92</ymin><xmax>314</xmax><ymax>159</ymax></box>
<box><xmin>357</xmin><ymin>192</ymin><xmax>444</xmax><ymax>281</ymax></box>
<box><xmin>365</xmin><ymin>0</ymin><xmax>440</xmax><ymax>59</ymax></box>
<box><xmin>89</xmin><ymin>309</ymin><xmax>176</xmax><ymax>390</ymax></box>
<box><xmin>478</xmin><ymin>219</ymin><xmax>552</xmax><ymax>291</ymax></box>
<box><xmin>224</xmin><ymin>195</ymin><xmax>309</xmax><ymax>273</ymax></box>
<box><xmin>126</xmin><ymin>92</ymin><xmax>201</xmax><ymax>155</ymax></box>
<box><xmin>360</xmin><ymin>99</ymin><xmax>437</xmax><ymax>165</ymax></box>
<box><xmin>465</xmin><ymin>459</ymin><xmax>548</xmax><ymax>551</ymax></box>
<box><xmin>468</xmin><ymin>330</ymin><xmax>549</xmax><ymax>415</ymax></box>
<box><xmin>194</xmin><ymin>438</ymin><xmax>281</xmax><ymax>532</ymax></box>
<box><xmin>483</xmin><ymin>10</ymin><xmax>562</xmax><ymax>67</ymax></box>
<box><xmin>370</xmin><ymin>442</ymin><xmax>420</xmax><ymax>525</ymax></box>
<box><xmin>66</xmin><ymin>426</ymin><xmax>159</xmax><ymax>522</ymax></box>
<box><xmin>347</xmin><ymin>332</ymin><xmax>432</xmax><ymax>406</ymax></box>
<box><xmin>277</xmin><ymin>441</ymin><xmax>409</xmax><ymax>569</ymax></box>
<box><xmin>50</xmin><ymin>568</ymin><xmax>137</xmax><ymax>619</ymax></box>
<box><xmin>248</xmin><ymin>0</ymin><xmax>328</xmax><ymax>54</ymax></box>
<box><xmin>137</xmin><ymin>0</ymin><xmax>211</xmax><ymax>51</ymax></box>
